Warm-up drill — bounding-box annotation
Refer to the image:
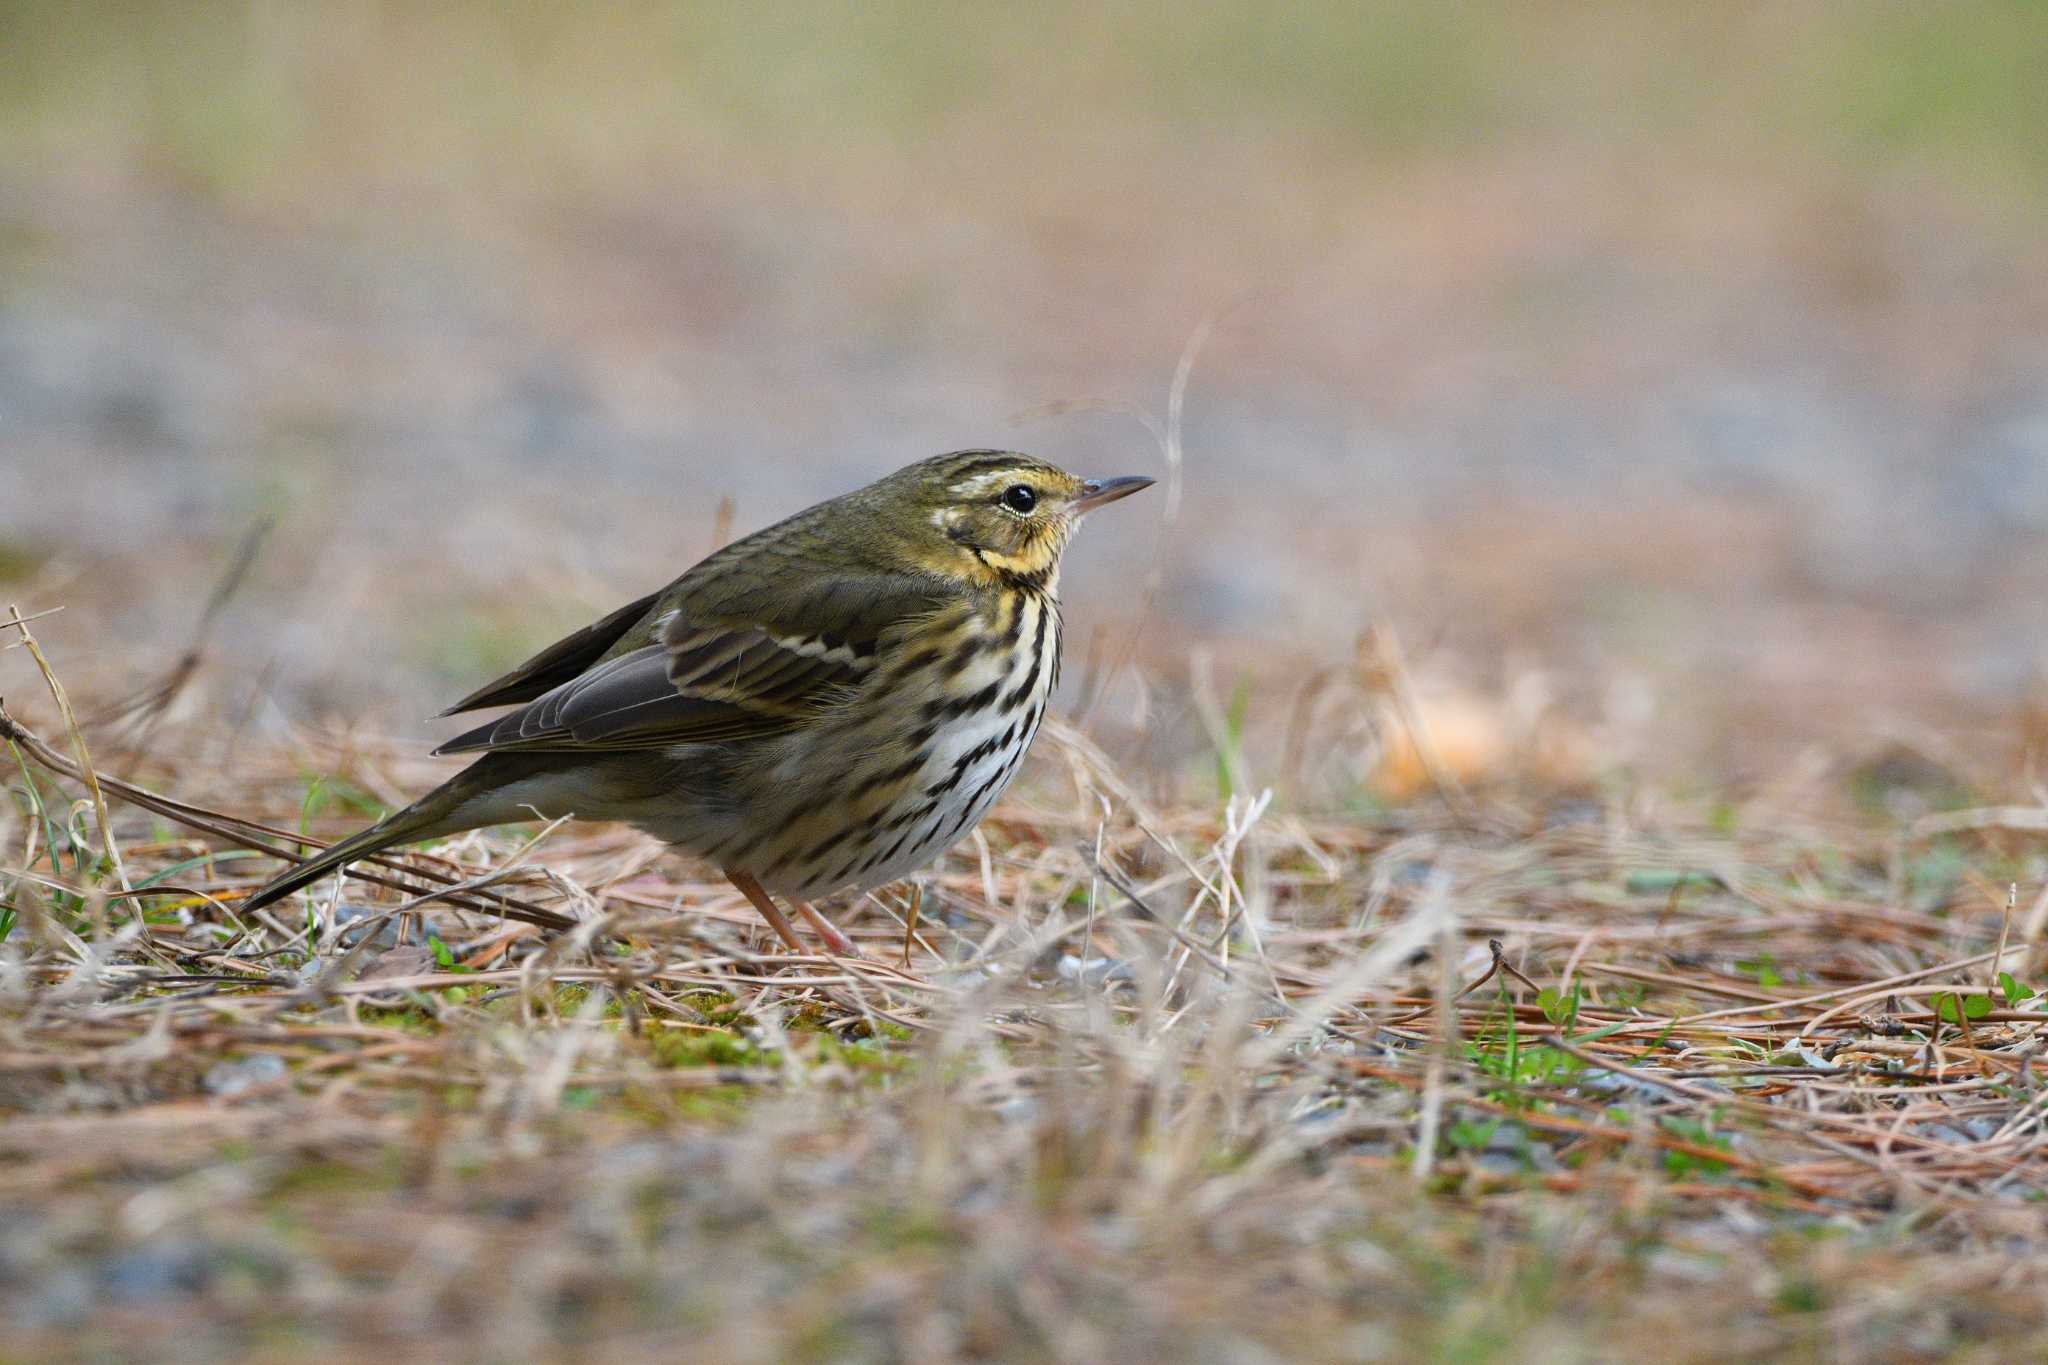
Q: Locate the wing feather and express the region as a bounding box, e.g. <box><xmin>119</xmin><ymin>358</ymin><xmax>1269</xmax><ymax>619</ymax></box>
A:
<box><xmin>432</xmin><ymin>569</ymin><xmax>950</xmax><ymax>757</ymax></box>
<box><xmin>438</xmin><ymin>590</ymin><xmax>662</xmax><ymax>716</ymax></box>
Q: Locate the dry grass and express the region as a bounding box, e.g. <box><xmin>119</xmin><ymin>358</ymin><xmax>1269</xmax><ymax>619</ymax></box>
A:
<box><xmin>8</xmin><ymin>5</ymin><xmax>2048</xmax><ymax>1358</ymax></box>
<box><xmin>8</xmin><ymin>626</ymin><xmax>2048</xmax><ymax>1362</ymax></box>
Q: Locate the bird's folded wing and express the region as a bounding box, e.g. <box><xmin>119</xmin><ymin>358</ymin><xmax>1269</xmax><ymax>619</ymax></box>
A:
<box><xmin>438</xmin><ymin>589</ymin><xmax>663</xmax><ymax>716</ymax></box>
<box><xmin>433</xmin><ymin>570</ymin><xmax>949</xmax><ymax>755</ymax></box>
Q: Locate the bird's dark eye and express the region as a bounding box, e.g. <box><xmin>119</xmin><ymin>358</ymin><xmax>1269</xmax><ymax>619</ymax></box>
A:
<box><xmin>1000</xmin><ymin>484</ymin><xmax>1038</xmax><ymax>514</ymax></box>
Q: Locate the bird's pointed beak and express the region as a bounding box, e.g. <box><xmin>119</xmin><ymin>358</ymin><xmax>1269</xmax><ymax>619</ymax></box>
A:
<box><xmin>1072</xmin><ymin>475</ymin><xmax>1155</xmax><ymax>514</ymax></box>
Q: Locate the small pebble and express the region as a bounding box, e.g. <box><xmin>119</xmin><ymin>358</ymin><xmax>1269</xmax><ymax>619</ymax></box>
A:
<box><xmin>332</xmin><ymin>903</ymin><xmax>404</xmax><ymax>949</ymax></box>
<box><xmin>100</xmin><ymin>1240</ymin><xmax>214</xmax><ymax>1302</ymax></box>
<box><xmin>1056</xmin><ymin>954</ymin><xmax>1134</xmax><ymax>987</ymax></box>
<box><xmin>18</xmin><ymin>1267</ymin><xmax>93</xmax><ymax>1329</ymax></box>
<box><xmin>203</xmin><ymin>1054</ymin><xmax>287</xmax><ymax>1098</ymax></box>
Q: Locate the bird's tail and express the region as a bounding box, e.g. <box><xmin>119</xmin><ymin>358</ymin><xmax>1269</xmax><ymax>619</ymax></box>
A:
<box><xmin>240</xmin><ymin>760</ymin><xmax>518</xmax><ymax>913</ymax></box>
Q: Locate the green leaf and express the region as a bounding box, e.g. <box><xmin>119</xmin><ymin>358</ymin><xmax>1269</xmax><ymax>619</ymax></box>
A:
<box><xmin>1933</xmin><ymin>992</ymin><xmax>1991</xmax><ymax>1023</ymax></box>
<box><xmin>1213</xmin><ymin>675</ymin><xmax>1253</xmax><ymax>799</ymax></box>
<box><xmin>134</xmin><ymin>848</ymin><xmax>268</xmax><ymax>890</ymax></box>
<box><xmin>1447</xmin><ymin>1119</ymin><xmax>1500</xmax><ymax>1151</ymax></box>
<box><xmin>1537</xmin><ymin>984</ymin><xmax>1581</xmax><ymax>1028</ymax></box>
<box><xmin>1658</xmin><ymin>1114</ymin><xmax>1734</xmax><ymax>1177</ymax></box>
<box><xmin>299</xmin><ymin>776</ymin><xmax>326</xmax><ymax>838</ymax></box>
<box><xmin>1999</xmin><ymin>972</ymin><xmax>2035</xmax><ymax>1007</ymax></box>
<box><xmin>1566</xmin><ymin>1018</ymin><xmax>1632</xmax><ymax>1046</ymax></box>
<box><xmin>1736</xmin><ymin>954</ymin><xmax>1783</xmax><ymax>989</ymax></box>
<box><xmin>10</xmin><ymin>742</ymin><xmax>76</xmax><ymax>879</ymax></box>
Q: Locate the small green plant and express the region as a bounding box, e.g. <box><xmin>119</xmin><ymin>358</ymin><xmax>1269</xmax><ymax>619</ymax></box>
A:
<box><xmin>1773</xmin><ymin>1277</ymin><xmax>1826</xmax><ymax>1314</ymax></box>
<box><xmin>1214</xmin><ymin>674</ymin><xmax>1252</xmax><ymax>799</ymax></box>
<box><xmin>1536</xmin><ymin>983</ymin><xmax>1581</xmax><ymax>1029</ymax></box>
<box><xmin>1735</xmin><ymin>953</ymin><xmax>1783</xmax><ymax>989</ymax></box>
<box><xmin>10</xmin><ymin>747</ymin><xmax>82</xmax><ymax>882</ymax></box>
<box><xmin>1931</xmin><ymin>991</ymin><xmax>1992</xmax><ymax>1024</ymax></box>
<box><xmin>1466</xmin><ymin>983</ymin><xmax>1585</xmax><ymax>1105</ymax></box>
<box><xmin>7</xmin><ymin>752</ymin><xmax>114</xmax><ymax>929</ymax></box>
<box><xmin>1998</xmin><ymin>973</ymin><xmax>2037</xmax><ymax>1008</ymax></box>
<box><xmin>646</xmin><ymin>1026</ymin><xmax>771</xmax><ymax>1069</ymax></box>
<box><xmin>1605</xmin><ymin>984</ymin><xmax>1650</xmax><ymax>1012</ymax></box>
<box><xmin>427</xmin><ymin>934</ymin><xmax>470</xmax><ymax>972</ymax></box>
<box><xmin>298</xmin><ymin>774</ymin><xmax>384</xmax><ymax>834</ymax></box>
<box><xmin>134</xmin><ymin>848</ymin><xmax>267</xmax><ymax>890</ymax></box>
<box><xmin>1658</xmin><ymin>1113</ymin><xmax>1736</xmax><ymax>1177</ymax></box>
<box><xmin>1446</xmin><ymin>1118</ymin><xmax>1500</xmax><ymax>1151</ymax></box>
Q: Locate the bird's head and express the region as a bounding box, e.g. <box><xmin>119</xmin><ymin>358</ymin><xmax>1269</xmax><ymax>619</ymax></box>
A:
<box><xmin>877</xmin><ymin>450</ymin><xmax>1153</xmax><ymax>592</ymax></box>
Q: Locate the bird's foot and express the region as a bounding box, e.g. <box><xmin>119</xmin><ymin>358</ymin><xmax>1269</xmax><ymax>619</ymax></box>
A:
<box><xmin>796</xmin><ymin>901</ymin><xmax>864</xmax><ymax>959</ymax></box>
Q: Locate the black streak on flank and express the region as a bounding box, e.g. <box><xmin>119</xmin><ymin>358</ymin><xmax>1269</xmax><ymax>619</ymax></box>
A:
<box><xmin>800</xmin><ymin>821</ymin><xmax>858</xmax><ymax>868</ymax></box>
<box><xmin>946</xmin><ymin>771</ymin><xmax>1009</xmax><ymax>839</ymax></box>
<box><xmin>850</xmin><ymin>750</ymin><xmax>927</xmax><ymax>801</ymax></box>
<box><xmin>922</xmin><ymin>678</ymin><xmax>1002</xmax><ymax>723</ymax></box>
<box><xmin>886</xmin><ymin>796</ymin><xmax>941</xmax><ymax>834</ymax></box>
<box><xmin>998</xmin><ymin>601</ymin><xmax>1051</xmax><ymax>712</ymax></box>
<box><xmin>936</xmin><ymin>724</ymin><xmax>1015</xmax><ymax>795</ymax></box>
<box><xmin>940</xmin><ymin>629</ymin><xmax>988</xmax><ymax>680</ymax></box>
<box><xmin>926</xmin><ymin>763</ymin><xmax>969</xmax><ymax>801</ymax></box>
<box><xmin>869</xmin><ymin>829</ymin><xmax>914</xmax><ymax>873</ymax></box>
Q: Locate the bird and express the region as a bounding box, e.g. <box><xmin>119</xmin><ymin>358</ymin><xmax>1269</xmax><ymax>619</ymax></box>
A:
<box><xmin>239</xmin><ymin>450</ymin><xmax>1153</xmax><ymax>956</ymax></box>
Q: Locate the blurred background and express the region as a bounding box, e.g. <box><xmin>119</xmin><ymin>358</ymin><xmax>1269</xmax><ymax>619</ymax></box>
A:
<box><xmin>3</xmin><ymin>1</ymin><xmax>2046</xmax><ymax>796</ymax></box>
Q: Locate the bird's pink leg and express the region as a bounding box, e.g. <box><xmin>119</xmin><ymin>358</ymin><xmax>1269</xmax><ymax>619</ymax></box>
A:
<box><xmin>793</xmin><ymin>901</ymin><xmax>862</xmax><ymax>958</ymax></box>
<box><xmin>724</xmin><ymin>868</ymin><xmax>809</xmax><ymax>954</ymax></box>
<box><xmin>724</xmin><ymin>869</ymin><xmax>862</xmax><ymax>957</ymax></box>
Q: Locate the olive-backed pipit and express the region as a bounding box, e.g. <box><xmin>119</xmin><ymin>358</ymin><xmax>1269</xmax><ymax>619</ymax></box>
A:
<box><xmin>242</xmin><ymin>451</ymin><xmax>1152</xmax><ymax>954</ymax></box>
